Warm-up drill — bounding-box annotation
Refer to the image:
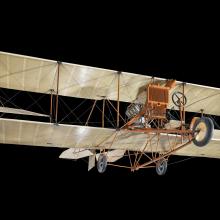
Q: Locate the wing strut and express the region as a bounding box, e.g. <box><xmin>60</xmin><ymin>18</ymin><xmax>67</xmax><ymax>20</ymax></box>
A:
<box><xmin>117</xmin><ymin>71</ymin><xmax>121</xmax><ymax>128</ymax></box>
<box><xmin>55</xmin><ymin>62</ymin><xmax>60</xmax><ymax>123</ymax></box>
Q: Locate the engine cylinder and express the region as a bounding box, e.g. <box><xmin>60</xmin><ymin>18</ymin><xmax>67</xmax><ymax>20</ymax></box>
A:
<box><xmin>125</xmin><ymin>103</ymin><xmax>143</xmax><ymax>119</ymax></box>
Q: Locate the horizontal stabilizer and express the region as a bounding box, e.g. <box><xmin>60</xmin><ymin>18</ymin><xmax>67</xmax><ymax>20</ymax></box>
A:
<box><xmin>59</xmin><ymin>148</ymin><xmax>94</xmax><ymax>159</ymax></box>
<box><xmin>96</xmin><ymin>150</ymin><xmax>126</xmax><ymax>163</ymax></box>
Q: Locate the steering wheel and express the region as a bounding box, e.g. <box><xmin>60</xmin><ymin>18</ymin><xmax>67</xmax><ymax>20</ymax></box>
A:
<box><xmin>172</xmin><ymin>91</ymin><xmax>187</xmax><ymax>107</ymax></box>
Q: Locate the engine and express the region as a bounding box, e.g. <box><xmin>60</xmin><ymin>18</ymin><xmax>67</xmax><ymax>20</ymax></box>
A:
<box><xmin>125</xmin><ymin>103</ymin><xmax>143</xmax><ymax>119</ymax></box>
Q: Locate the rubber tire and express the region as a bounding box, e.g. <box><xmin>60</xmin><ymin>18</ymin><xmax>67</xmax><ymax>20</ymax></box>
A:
<box><xmin>156</xmin><ymin>159</ymin><xmax>167</xmax><ymax>176</ymax></box>
<box><xmin>97</xmin><ymin>154</ymin><xmax>107</xmax><ymax>173</ymax></box>
<box><xmin>192</xmin><ymin>117</ymin><xmax>214</xmax><ymax>147</ymax></box>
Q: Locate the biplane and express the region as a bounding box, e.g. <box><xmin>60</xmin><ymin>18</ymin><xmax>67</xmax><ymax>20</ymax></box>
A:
<box><xmin>0</xmin><ymin>51</ymin><xmax>220</xmax><ymax>175</ymax></box>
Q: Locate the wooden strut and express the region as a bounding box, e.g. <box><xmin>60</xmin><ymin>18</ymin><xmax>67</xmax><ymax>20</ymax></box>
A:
<box><xmin>55</xmin><ymin>62</ymin><xmax>60</xmax><ymax>124</ymax></box>
<box><xmin>107</xmin><ymin>100</ymin><xmax>126</xmax><ymax>124</ymax></box>
<box><xmin>133</xmin><ymin>133</ymin><xmax>158</xmax><ymax>168</ymax></box>
<box><xmin>85</xmin><ymin>100</ymin><xmax>97</xmax><ymax>126</ymax></box>
<box><xmin>136</xmin><ymin>139</ymin><xmax>193</xmax><ymax>170</ymax></box>
<box><xmin>126</xmin><ymin>127</ymin><xmax>193</xmax><ymax>135</ymax></box>
<box><xmin>180</xmin><ymin>82</ymin><xmax>186</xmax><ymax>130</ymax></box>
<box><xmin>117</xmin><ymin>71</ymin><xmax>121</xmax><ymax>129</ymax></box>
<box><xmin>102</xmin><ymin>99</ymin><xmax>105</xmax><ymax>128</ymax></box>
<box><xmin>49</xmin><ymin>89</ymin><xmax>54</xmax><ymax>123</ymax></box>
<box><xmin>182</xmin><ymin>83</ymin><xmax>185</xmax><ymax>124</ymax></box>
<box><xmin>201</xmin><ymin>109</ymin><xmax>204</xmax><ymax>117</ymax></box>
<box><xmin>109</xmin><ymin>131</ymin><xmax>191</xmax><ymax>171</ymax></box>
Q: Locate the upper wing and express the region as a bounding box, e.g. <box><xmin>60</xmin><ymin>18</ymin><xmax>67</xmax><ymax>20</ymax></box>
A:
<box><xmin>0</xmin><ymin>51</ymin><xmax>154</xmax><ymax>101</ymax></box>
<box><xmin>1</xmin><ymin>51</ymin><xmax>220</xmax><ymax>115</ymax></box>
<box><xmin>0</xmin><ymin>52</ymin><xmax>58</xmax><ymax>93</ymax></box>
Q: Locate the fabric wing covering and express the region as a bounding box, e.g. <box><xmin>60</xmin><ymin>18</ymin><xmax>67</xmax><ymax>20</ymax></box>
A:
<box><xmin>1</xmin><ymin>118</ymin><xmax>220</xmax><ymax>159</ymax></box>
<box><xmin>1</xmin><ymin>52</ymin><xmax>220</xmax><ymax>115</ymax></box>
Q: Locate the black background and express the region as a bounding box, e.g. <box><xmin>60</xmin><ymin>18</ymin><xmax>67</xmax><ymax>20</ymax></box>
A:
<box><xmin>0</xmin><ymin>9</ymin><xmax>219</xmax><ymax>216</ymax></box>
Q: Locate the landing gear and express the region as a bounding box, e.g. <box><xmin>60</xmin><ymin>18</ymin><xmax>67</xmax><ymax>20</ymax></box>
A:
<box><xmin>97</xmin><ymin>154</ymin><xmax>107</xmax><ymax>173</ymax></box>
<box><xmin>156</xmin><ymin>158</ymin><xmax>167</xmax><ymax>176</ymax></box>
<box><xmin>191</xmin><ymin>117</ymin><xmax>214</xmax><ymax>147</ymax></box>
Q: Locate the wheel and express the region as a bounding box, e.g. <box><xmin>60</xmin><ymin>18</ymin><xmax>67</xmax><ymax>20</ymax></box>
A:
<box><xmin>156</xmin><ymin>158</ymin><xmax>167</xmax><ymax>176</ymax></box>
<box><xmin>97</xmin><ymin>154</ymin><xmax>107</xmax><ymax>173</ymax></box>
<box><xmin>192</xmin><ymin>117</ymin><xmax>214</xmax><ymax>147</ymax></box>
<box><xmin>172</xmin><ymin>91</ymin><xmax>187</xmax><ymax>107</ymax></box>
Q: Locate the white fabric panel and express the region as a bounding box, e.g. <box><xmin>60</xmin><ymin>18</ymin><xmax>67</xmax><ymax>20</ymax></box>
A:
<box><xmin>0</xmin><ymin>52</ymin><xmax>57</xmax><ymax>93</ymax></box>
<box><xmin>58</xmin><ymin>62</ymin><xmax>118</xmax><ymax>100</ymax></box>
